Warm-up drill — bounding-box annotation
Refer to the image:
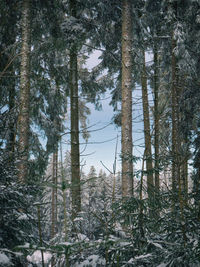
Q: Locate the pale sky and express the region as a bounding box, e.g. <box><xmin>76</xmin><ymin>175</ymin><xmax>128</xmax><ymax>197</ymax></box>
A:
<box><xmin>62</xmin><ymin>50</ymin><xmax>152</xmax><ymax>175</ymax></box>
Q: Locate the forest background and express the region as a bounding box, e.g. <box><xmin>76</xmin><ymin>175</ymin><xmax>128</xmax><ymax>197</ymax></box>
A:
<box><xmin>1</xmin><ymin>0</ymin><xmax>200</xmax><ymax>266</ymax></box>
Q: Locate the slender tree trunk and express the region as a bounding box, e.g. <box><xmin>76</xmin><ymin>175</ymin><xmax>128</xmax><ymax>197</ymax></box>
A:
<box><xmin>37</xmin><ymin>205</ymin><xmax>45</xmax><ymax>267</ymax></box>
<box><xmin>69</xmin><ymin>0</ymin><xmax>81</xmax><ymax>219</ymax></box>
<box><xmin>141</xmin><ymin>51</ymin><xmax>154</xmax><ymax>203</ymax></box>
<box><xmin>18</xmin><ymin>0</ymin><xmax>31</xmax><ymax>183</ymax></box>
<box><xmin>121</xmin><ymin>0</ymin><xmax>133</xmax><ymax>197</ymax></box>
<box><xmin>153</xmin><ymin>45</ymin><xmax>160</xmax><ymax>193</ymax></box>
<box><xmin>51</xmin><ymin>151</ymin><xmax>58</xmax><ymax>240</ymax></box>
<box><xmin>139</xmin><ymin>150</ymin><xmax>145</xmax><ymax>239</ymax></box>
<box><xmin>197</xmin><ymin>169</ymin><xmax>200</xmax><ymax>221</ymax></box>
<box><xmin>60</xmin><ymin>142</ymin><xmax>70</xmax><ymax>267</ymax></box>
<box><xmin>180</xmin><ymin>137</ymin><xmax>189</xmax><ymax>205</ymax></box>
<box><xmin>171</xmin><ymin>33</ymin><xmax>180</xmax><ymax>198</ymax></box>
<box><xmin>7</xmin><ymin>82</ymin><xmax>16</xmax><ymax>164</ymax></box>
<box><xmin>55</xmin><ymin>150</ymin><xmax>58</xmax><ymax>225</ymax></box>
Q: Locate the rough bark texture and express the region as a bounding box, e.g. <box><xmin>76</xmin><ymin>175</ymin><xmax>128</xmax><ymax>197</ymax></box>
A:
<box><xmin>171</xmin><ymin>34</ymin><xmax>180</xmax><ymax>196</ymax></box>
<box><xmin>18</xmin><ymin>0</ymin><xmax>31</xmax><ymax>183</ymax></box>
<box><xmin>141</xmin><ymin>51</ymin><xmax>154</xmax><ymax>202</ymax></box>
<box><xmin>154</xmin><ymin>46</ymin><xmax>160</xmax><ymax>193</ymax></box>
<box><xmin>121</xmin><ymin>0</ymin><xmax>133</xmax><ymax>198</ymax></box>
<box><xmin>70</xmin><ymin>0</ymin><xmax>81</xmax><ymax>218</ymax></box>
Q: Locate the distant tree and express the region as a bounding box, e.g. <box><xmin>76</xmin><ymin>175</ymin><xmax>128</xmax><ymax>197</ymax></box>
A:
<box><xmin>141</xmin><ymin>50</ymin><xmax>154</xmax><ymax>205</ymax></box>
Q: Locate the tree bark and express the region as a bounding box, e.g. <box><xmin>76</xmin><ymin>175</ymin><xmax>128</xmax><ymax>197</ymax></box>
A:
<box><xmin>18</xmin><ymin>0</ymin><xmax>31</xmax><ymax>183</ymax></box>
<box><xmin>121</xmin><ymin>0</ymin><xmax>133</xmax><ymax>197</ymax></box>
<box><xmin>171</xmin><ymin>32</ymin><xmax>180</xmax><ymax>197</ymax></box>
<box><xmin>153</xmin><ymin>45</ymin><xmax>160</xmax><ymax>194</ymax></box>
<box><xmin>141</xmin><ymin>51</ymin><xmax>154</xmax><ymax>203</ymax></box>
<box><xmin>170</xmin><ymin>2</ymin><xmax>186</xmax><ymax>243</ymax></box>
<box><xmin>51</xmin><ymin>151</ymin><xmax>58</xmax><ymax>240</ymax></box>
<box><xmin>69</xmin><ymin>0</ymin><xmax>81</xmax><ymax>218</ymax></box>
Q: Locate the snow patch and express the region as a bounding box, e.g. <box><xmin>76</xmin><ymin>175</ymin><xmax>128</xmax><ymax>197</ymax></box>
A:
<box><xmin>135</xmin><ymin>253</ymin><xmax>152</xmax><ymax>260</ymax></box>
<box><xmin>0</xmin><ymin>253</ymin><xmax>10</xmax><ymax>265</ymax></box>
<box><xmin>74</xmin><ymin>254</ymin><xmax>106</xmax><ymax>267</ymax></box>
<box><xmin>27</xmin><ymin>250</ymin><xmax>52</xmax><ymax>265</ymax></box>
<box><xmin>18</xmin><ymin>214</ymin><xmax>28</xmax><ymax>220</ymax></box>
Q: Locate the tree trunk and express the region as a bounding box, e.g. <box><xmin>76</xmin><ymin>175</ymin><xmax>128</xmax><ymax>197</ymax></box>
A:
<box><xmin>18</xmin><ymin>0</ymin><xmax>31</xmax><ymax>183</ymax></box>
<box><xmin>170</xmin><ymin>2</ymin><xmax>187</xmax><ymax>243</ymax></box>
<box><xmin>153</xmin><ymin>45</ymin><xmax>160</xmax><ymax>194</ymax></box>
<box><xmin>69</xmin><ymin>0</ymin><xmax>81</xmax><ymax>219</ymax></box>
<box><xmin>51</xmin><ymin>151</ymin><xmax>58</xmax><ymax>240</ymax></box>
<box><xmin>60</xmin><ymin>142</ymin><xmax>70</xmax><ymax>267</ymax></box>
<box><xmin>171</xmin><ymin>33</ymin><xmax>180</xmax><ymax>198</ymax></box>
<box><xmin>121</xmin><ymin>0</ymin><xmax>133</xmax><ymax>197</ymax></box>
<box><xmin>37</xmin><ymin>205</ymin><xmax>45</xmax><ymax>267</ymax></box>
<box><xmin>141</xmin><ymin>51</ymin><xmax>154</xmax><ymax>203</ymax></box>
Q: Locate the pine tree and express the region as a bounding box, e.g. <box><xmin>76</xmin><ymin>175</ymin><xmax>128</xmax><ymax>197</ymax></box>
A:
<box><xmin>69</xmin><ymin>0</ymin><xmax>81</xmax><ymax>220</ymax></box>
<box><xmin>153</xmin><ymin>44</ymin><xmax>160</xmax><ymax>194</ymax></box>
<box><xmin>18</xmin><ymin>0</ymin><xmax>31</xmax><ymax>183</ymax></box>
<box><xmin>121</xmin><ymin>0</ymin><xmax>133</xmax><ymax>197</ymax></box>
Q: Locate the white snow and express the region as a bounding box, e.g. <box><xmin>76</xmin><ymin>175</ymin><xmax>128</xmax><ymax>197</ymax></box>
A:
<box><xmin>119</xmin><ymin>241</ymin><xmax>131</xmax><ymax>246</ymax></box>
<box><xmin>18</xmin><ymin>214</ymin><xmax>28</xmax><ymax>220</ymax></box>
<box><xmin>77</xmin><ymin>233</ymin><xmax>89</xmax><ymax>241</ymax></box>
<box><xmin>0</xmin><ymin>252</ymin><xmax>10</xmax><ymax>265</ymax></box>
<box><xmin>135</xmin><ymin>253</ymin><xmax>152</xmax><ymax>260</ymax></box>
<box><xmin>74</xmin><ymin>254</ymin><xmax>106</xmax><ymax>267</ymax></box>
<box><xmin>196</xmin><ymin>14</ymin><xmax>200</xmax><ymax>24</ymax></box>
<box><xmin>151</xmin><ymin>242</ymin><xmax>163</xmax><ymax>249</ymax></box>
<box><xmin>27</xmin><ymin>250</ymin><xmax>52</xmax><ymax>265</ymax></box>
<box><xmin>74</xmin><ymin>217</ymin><xmax>84</xmax><ymax>222</ymax></box>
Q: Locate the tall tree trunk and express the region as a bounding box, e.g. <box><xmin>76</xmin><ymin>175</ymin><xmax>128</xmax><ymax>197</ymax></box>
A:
<box><xmin>51</xmin><ymin>150</ymin><xmax>58</xmax><ymax>267</ymax></box>
<box><xmin>171</xmin><ymin>32</ymin><xmax>180</xmax><ymax>198</ymax></box>
<box><xmin>141</xmin><ymin>51</ymin><xmax>154</xmax><ymax>204</ymax></box>
<box><xmin>121</xmin><ymin>0</ymin><xmax>133</xmax><ymax>197</ymax></box>
<box><xmin>55</xmin><ymin>150</ymin><xmax>58</xmax><ymax>226</ymax></box>
<box><xmin>170</xmin><ymin>1</ymin><xmax>187</xmax><ymax>243</ymax></box>
<box><xmin>60</xmin><ymin>142</ymin><xmax>70</xmax><ymax>267</ymax></box>
<box><xmin>18</xmin><ymin>0</ymin><xmax>31</xmax><ymax>183</ymax></box>
<box><xmin>51</xmin><ymin>151</ymin><xmax>58</xmax><ymax>239</ymax></box>
<box><xmin>69</xmin><ymin>0</ymin><xmax>81</xmax><ymax>219</ymax></box>
<box><xmin>153</xmin><ymin>45</ymin><xmax>160</xmax><ymax>194</ymax></box>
